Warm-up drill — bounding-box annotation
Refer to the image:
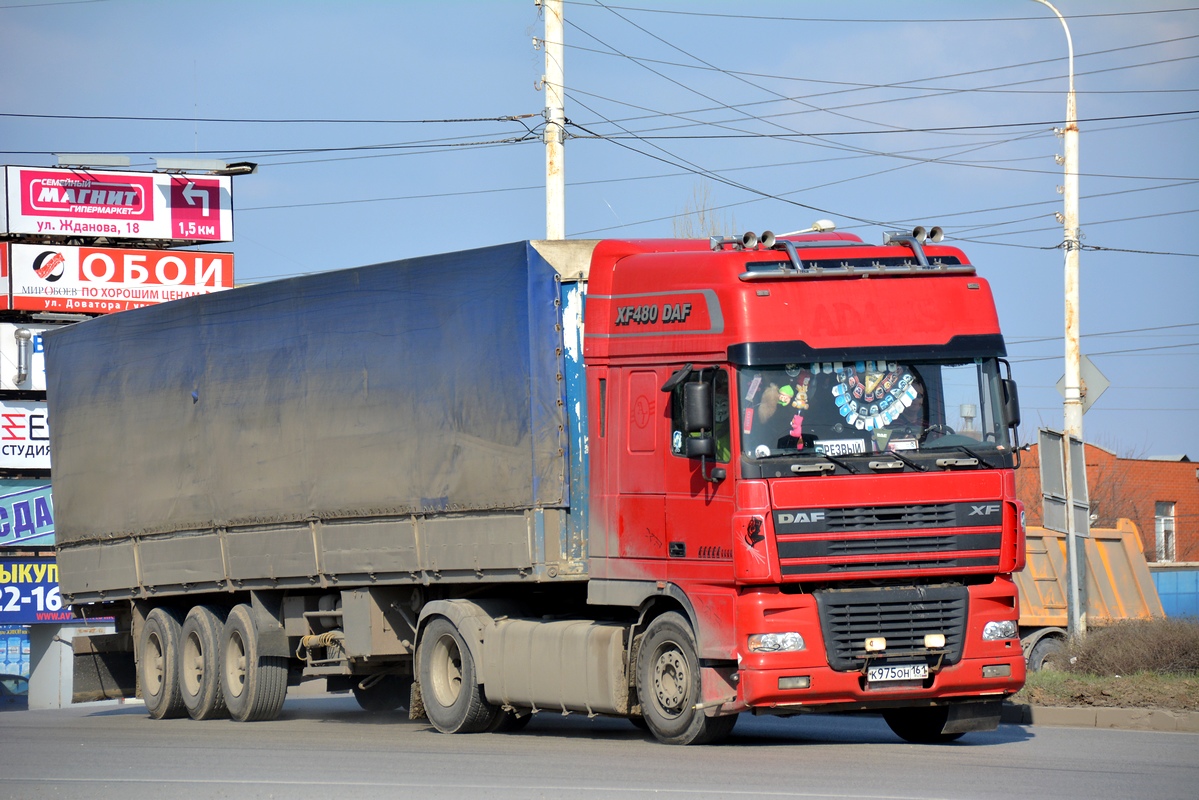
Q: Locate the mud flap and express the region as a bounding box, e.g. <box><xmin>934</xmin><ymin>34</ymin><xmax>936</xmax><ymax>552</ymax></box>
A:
<box><xmin>942</xmin><ymin>701</ymin><xmax>1002</xmax><ymax>734</ymax></box>
<box><xmin>72</xmin><ymin>632</ymin><xmax>137</xmax><ymax>703</ymax></box>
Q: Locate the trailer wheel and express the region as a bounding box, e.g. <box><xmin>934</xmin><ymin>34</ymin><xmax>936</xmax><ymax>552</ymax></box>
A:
<box><xmin>353</xmin><ymin>674</ymin><xmax>413</xmax><ymax>713</ymax></box>
<box><xmin>635</xmin><ymin>612</ymin><xmax>737</xmax><ymax>745</ymax></box>
<box><xmin>140</xmin><ymin>607</ymin><xmax>187</xmax><ymax>720</ymax></box>
<box><xmin>1028</xmin><ymin>636</ymin><xmax>1064</xmax><ymax>672</ymax></box>
<box><xmin>221</xmin><ymin>604</ymin><xmax>288</xmax><ymax>722</ymax></box>
<box><xmin>883</xmin><ymin>706</ymin><xmax>966</xmax><ymax>744</ymax></box>
<box><xmin>180</xmin><ymin>605</ymin><xmax>229</xmax><ymax>720</ymax></box>
<box><xmin>418</xmin><ymin>617</ymin><xmax>497</xmax><ymax>733</ymax></box>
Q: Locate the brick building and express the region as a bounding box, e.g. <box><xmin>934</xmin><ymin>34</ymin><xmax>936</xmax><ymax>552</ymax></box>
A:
<box><xmin>1016</xmin><ymin>443</ymin><xmax>1198</xmax><ymax>563</ymax></box>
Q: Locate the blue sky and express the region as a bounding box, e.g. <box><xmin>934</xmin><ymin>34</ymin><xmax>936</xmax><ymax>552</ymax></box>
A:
<box><xmin>2</xmin><ymin>0</ymin><xmax>1197</xmax><ymax>459</ymax></box>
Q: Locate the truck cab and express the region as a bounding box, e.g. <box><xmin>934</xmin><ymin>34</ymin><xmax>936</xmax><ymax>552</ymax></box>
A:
<box><xmin>584</xmin><ymin>230</ymin><xmax>1026</xmax><ymax>742</ymax></box>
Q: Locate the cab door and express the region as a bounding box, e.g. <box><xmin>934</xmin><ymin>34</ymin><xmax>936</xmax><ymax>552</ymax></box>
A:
<box><xmin>611</xmin><ymin>368</ymin><xmax>668</xmax><ymax>578</ymax></box>
<box><xmin>662</xmin><ymin>367</ymin><xmax>735</xmax><ymax>577</ymax></box>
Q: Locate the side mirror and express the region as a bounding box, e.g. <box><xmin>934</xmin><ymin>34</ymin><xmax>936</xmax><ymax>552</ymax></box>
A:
<box><xmin>1002</xmin><ymin>378</ymin><xmax>1021</xmax><ymax>429</ymax></box>
<box><xmin>683</xmin><ymin>381</ymin><xmax>713</xmax><ymax>433</ymax></box>
<box><xmin>685</xmin><ymin>437</ymin><xmax>716</xmax><ymax>459</ymax></box>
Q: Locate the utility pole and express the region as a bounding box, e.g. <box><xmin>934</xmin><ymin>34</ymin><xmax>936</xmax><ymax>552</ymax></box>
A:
<box><xmin>1034</xmin><ymin>0</ymin><xmax>1087</xmax><ymax>638</ymax></box>
<box><xmin>542</xmin><ymin>0</ymin><xmax>566</xmax><ymax>240</ymax></box>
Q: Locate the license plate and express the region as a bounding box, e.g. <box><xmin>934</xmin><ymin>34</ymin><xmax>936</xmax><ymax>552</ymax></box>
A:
<box><xmin>867</xmin><ymin>663</ymin><xmax>929</xmax><ymax>683</ymax></box>
<box><xmin>815</xmin><ymin>438</ymin><xmax>866</xmax><ymax>456</ymax></box>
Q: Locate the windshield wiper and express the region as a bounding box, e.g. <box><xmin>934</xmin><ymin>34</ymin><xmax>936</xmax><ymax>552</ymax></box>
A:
<box><xmin>787</xmin><ymin>450</ymin><xmax>860</xmax><ymax>474</ymax></box>
<box><xmin>877</xmin><ymin>448</ymin><xmax>927</xmax><ymax>472</ymax></box>
<box><xmin>934</xmin><ymin>444</ymin><xmax>995</xmax><ymax>470</ymax></box>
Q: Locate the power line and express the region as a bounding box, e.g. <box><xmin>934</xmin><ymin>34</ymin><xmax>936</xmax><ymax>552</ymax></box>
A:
<box><xmin>563</xmin><ymin>37</ymin><xmax>1199</xmax><ymax>140</ymax></box>
<box><xmin>0</xmin><ymin>112</ymin><xmax>538</xmax><ymax>125</ymax></box>
<box><xmin>1008</xmin><ymin>323</ymin><xmax>1199</xmax><ymax>346</ymax></box>
<box><xmin>1011</xmin><ymin>341</ymin><xmax>1199</xmax><ymax>363</ymax></box>
<box><xmin>565</xmin><ymin>3</ymin><xmax>1199</xmax><ymax>24</ymax></box>
<box><xmin>576</xmin><ymin>109</ymin><xmax>1199</xmax><ymax>140</ymax></box>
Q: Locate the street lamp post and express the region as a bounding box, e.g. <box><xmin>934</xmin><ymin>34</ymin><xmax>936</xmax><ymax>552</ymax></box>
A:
<box><xmin>1033</xmin><ymin>0</ymin><xmax>1086</xmax><ymax>639</ymax></box>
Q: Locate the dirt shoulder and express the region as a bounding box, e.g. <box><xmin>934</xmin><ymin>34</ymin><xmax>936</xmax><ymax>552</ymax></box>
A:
<box><xmin>1011</xmin><ymin>671</ymin><xmax>1199</xmax><ymax>712</ymax></box>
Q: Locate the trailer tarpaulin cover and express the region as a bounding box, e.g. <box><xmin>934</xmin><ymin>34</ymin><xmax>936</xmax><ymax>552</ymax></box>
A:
<box><xmin>45</xmin><ymin>242</ymin><xmax>568</xmax><ymax>544</ymax></box>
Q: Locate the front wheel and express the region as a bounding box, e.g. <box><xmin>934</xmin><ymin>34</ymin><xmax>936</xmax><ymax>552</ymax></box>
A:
<box><xmin>418</xmin><ymin>617</ymin><xmax>497</xmax><ymax>733</ymax></box>
<box><xmin>635</xmin><ymin>612</ymin><xmax>737</xmax><ymax>745</ymax></box>
<box><xmin>883</xmin><ymin>706</ymin><xmax>966</xmax><ymax>744</ymax></box>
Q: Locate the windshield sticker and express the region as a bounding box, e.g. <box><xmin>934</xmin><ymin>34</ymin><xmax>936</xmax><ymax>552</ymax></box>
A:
<box><xmin>833</xmin><ymin>361</ymin><xmax>918</xmax><ymax>432</ymax></box>
<box><xmin>745</xmin><ymin>373</ymin><xmax>762</xmax><ymax>402</ymax></box>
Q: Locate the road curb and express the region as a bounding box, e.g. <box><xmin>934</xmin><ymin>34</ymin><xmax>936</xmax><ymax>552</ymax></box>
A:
<box><xmin>1002</xmin><ymin>703</ymin><xmax>1199</xmax><ymax>733</ymax></box>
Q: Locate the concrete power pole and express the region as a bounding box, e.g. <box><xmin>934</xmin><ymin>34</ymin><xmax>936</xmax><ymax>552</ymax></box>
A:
<box><xmin>1034</xmin><ymin>0</ymin><xmax>1087</xmax><ymax>638</ymax></box>
<box><xmin>542</xmin><ymin>0</ymin><xmax>566</xmax><ymax>240</ymax></box>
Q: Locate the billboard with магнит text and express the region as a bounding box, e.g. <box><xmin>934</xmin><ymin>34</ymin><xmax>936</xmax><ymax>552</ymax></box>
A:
<box><xmin>1</xmin><ymin>165</ymin><xmax>232</xmax><ymax>243</ymax></box>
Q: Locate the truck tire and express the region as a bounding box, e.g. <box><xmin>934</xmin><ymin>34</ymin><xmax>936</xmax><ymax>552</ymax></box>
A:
<box><xmin>353</xmin><ymin>674</ymin><xmax>413</xmax><ymax>713</ymax></box>
<box><xmin>139</xmin><ymin>607</ymin><xmax>187</xmax><ymax>720</ymax></box>
<box><xmin>635</xmin><ymin>612</ymin><xmax>737</xmax><ymax>745</ymax></box>
<box><xmin>1028</xmin><ymin>636</ymin><xmax>1064</xmax><ymax>672</ymax></box>
<box><xmin>418</xmin><ymin>617</ymin><xmax>497</xmax><ymax>733</ymax></box>
<box><xmin>220</xmin><ymin>604</ymin><xmax>288</xmax><ymax>722</ymax></box>
<box><xmin>883</xmin><ymin>706</ymin><xmax>966</xmax><ymax>744</ymax></box>
<box><xmin>180</xmin><ymin>605</ymin><xmax>229</xmax><ymax>720</ymax></box>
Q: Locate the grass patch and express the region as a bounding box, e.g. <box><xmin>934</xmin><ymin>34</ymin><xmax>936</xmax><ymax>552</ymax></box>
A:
<box><xmin>1011</xmin><ymin>618</ymin><xmax>1199</xmax><ymax>711</ymax></box>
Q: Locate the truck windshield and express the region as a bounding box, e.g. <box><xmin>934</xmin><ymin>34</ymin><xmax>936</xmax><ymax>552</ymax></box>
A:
<box><xmin>738</xmin><ymin>358</ymin><xmax>1011</xmax><ymax>459</ymax></box>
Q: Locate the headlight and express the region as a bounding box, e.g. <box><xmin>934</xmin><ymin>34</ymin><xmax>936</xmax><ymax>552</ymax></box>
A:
<box><xmin>982</xmin><ymin>620</ymin><xmax>1018</xmax><ymax>641</ymax></box>
<box><xmin>748</xmin><ymin>632</ymin><xmax>805</xmax><ymax>652</ymax></box>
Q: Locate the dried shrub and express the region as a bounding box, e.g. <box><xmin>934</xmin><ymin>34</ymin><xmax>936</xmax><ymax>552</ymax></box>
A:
<box><xmin>1062</xmin><ymin>618</ymin><xmax>1199</xmax><ymax>676</ymax></box>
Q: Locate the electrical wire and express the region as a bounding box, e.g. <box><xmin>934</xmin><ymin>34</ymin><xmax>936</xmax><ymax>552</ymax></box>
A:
<box><xmin>564</xmin><ymin>2</ymin><xmax>1199</xmax><ymax>24</ymax></box>
<box><xmin>1008</xmin><ymin>323</ymin><xmax>1199</xmax><ymax>346</ymax></box>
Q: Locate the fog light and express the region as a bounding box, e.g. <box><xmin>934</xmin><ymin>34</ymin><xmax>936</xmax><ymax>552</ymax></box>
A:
<box><xmin>865</xmin><ymin>637</ymin><xmax>886</xmax><ymax>652</ymax></box>
<box><xmin>983</xmin><ymin>620</ymin><xmax>1018</xmax><ymax>641</ymax></box>
<box><xmin>983</xmin><ymin>664</ymin><xmax>1012</xmax><ymax>678</ymax></box>
<box><xmin>748</xmin><ymin>632</ymin><xmax>805</xmax><ymax>653</ymax></box>
<box><xmin>778</xmin><ymin>676</ymin><xmax>811</xmax><ymax>690</ymax></box>
<box><xmin>924</xmin><ymin>633</ymin><xmax>946</xmax><ymax>649</ymax></box>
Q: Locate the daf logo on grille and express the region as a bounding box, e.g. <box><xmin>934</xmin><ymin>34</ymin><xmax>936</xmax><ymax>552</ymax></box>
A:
<box><xmin>777</xmin><ymin>511</ymin><xmax>826</xmax><ymax>524</ymax></box>
<box><xmin>970</xmin><ymin>504</ymin><xmax>1001</xmax><ymax>516</ymax></box>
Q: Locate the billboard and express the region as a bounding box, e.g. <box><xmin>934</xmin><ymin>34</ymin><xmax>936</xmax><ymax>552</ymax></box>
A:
<box><xmin>7</xmin><ymin>243</ymin><xmax>234</xmax><ymax>313</ymax></box>
<box><xmin>0</xmin><ymin>482</ymin><xmax>54</xmax><ymax>548</ymax></box>
<box><xmin>1</xmin><ymin>166</ymin><xmax>233</xmax><ymax>243</ymax></box>
<box><xmin>0</xmin><ymin>558</ymin><xmax>70</xmax><ymax>624</ymax></box>
<box><xmin>0</xmin><ymin>400</ymin><xmax>49</xmax><ymax>470</ymax></box>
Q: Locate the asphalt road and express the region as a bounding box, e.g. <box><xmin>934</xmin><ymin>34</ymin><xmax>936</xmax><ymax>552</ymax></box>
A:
<box><xmin>2</xmin><ymin>693</ymin><xmax>1196</xmax><ymax>800</ymax></box>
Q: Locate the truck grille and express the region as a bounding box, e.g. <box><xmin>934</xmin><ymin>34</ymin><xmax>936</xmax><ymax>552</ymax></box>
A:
<box><xmin>773</xmin><ymin>501</ymin><xmax>1003</xmax><ymax>579</ymax></box>
<box><xmin>815</xmin><ymin>585</ymin><xmax>968</xmax><ymax>671</ymax></box>
<box><xmin>819</xmin><ymin>504</ymin><xmax>957</xmax><ymax>530</ymax></box>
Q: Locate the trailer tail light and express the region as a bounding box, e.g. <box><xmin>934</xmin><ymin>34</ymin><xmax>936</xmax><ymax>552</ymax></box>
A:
<box><xmin>733</xmin><ymin>480</ymin><xmax>776</xmax><ymax>583</ymax></box>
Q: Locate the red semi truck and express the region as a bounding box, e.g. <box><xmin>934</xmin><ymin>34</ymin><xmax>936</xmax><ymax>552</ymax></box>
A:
<box><xmin>47</xmin><ymin>227</ymin><xmax>1026</xmax><ymax>745</ymax></box>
